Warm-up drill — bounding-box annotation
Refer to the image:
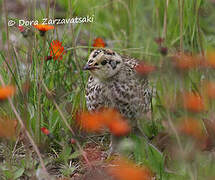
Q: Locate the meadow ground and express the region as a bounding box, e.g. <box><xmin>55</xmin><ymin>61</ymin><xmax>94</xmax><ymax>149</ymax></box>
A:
<box><xmin>1</xmin><ymin>0</ymin><xmax>215</xmax><ymax>179</ymax></box>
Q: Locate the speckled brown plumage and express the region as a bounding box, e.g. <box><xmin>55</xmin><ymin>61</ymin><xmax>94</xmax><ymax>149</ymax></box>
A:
<box><xmin>84</xmin><ymin>49</ymin><xmax>152</xmax><ymax>127</ymax></box>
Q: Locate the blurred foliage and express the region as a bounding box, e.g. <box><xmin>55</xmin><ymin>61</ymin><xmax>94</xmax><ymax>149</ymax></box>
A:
<box><xmin>1</xmin><ymin>0</ymin><xmax>215</xmax><ymax>179</ymax></box>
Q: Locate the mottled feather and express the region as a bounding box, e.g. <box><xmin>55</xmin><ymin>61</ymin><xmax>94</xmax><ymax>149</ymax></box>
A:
<box><xmin>85</xmin><ymin>49</ymin><xmax>152</xmax><ymax>127</ymax></box>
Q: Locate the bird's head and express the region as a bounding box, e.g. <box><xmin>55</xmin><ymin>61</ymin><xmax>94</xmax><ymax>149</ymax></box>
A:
<box><xmin>83</xmin><ymin>49</ymin><xmax>123</xmax><ymax>80</ymax></box>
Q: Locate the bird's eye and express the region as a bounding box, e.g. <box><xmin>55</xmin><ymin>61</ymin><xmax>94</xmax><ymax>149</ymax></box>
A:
<box><xmin>110</xmin><ymin>60</ymin><xmax>117</xmax><ymax>69</ymax></box>
<box><xmin>89</xmin><ymin>59</ymin><xmax>93</xmax><ymax>63</ymax></box>
<box><xmin>95</xmin><ymin>63</ymin><xmax>98</xmax><ymax>66</ymax></box>
<box><xmin>101</xmin><ymin>60</ymin><xmax>107</xmax><ymax>65</ymax></box>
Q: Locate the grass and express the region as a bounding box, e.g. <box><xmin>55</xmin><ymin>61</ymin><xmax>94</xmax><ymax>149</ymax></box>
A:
<box><xmin>1</xmin><ymin>0</ymin><xmax>215</xmax><ymax>179</ymax></box>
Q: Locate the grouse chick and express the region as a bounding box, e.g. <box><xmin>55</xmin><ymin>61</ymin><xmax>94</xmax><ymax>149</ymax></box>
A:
<box><xmin>84</xmin><ymin>48</ymin><xmax>152</xmax><ymax>151</ymax></box>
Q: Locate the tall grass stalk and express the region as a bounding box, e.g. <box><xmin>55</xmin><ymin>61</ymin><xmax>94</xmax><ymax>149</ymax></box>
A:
<box><xmin>178</xmin><ymin>0</ymin><xmax>184</xmax><ymax>52</ymax></box>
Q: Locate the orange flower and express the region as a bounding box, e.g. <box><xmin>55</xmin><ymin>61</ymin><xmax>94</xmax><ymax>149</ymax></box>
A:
<box><xmin>77</xmin><ymin>111</ymin><xmax>104</xmax><ymax>132</ymax></box>
<box><xmin>108</xmin><ymin>158</ymin><xmax>153</xmax><ymax>180</ymax></box>
<box><xmin>0</xmin><ymin>85</ymin><xmax>16</xmax><ymax>100</ymax></box>
<box><xmin>77</xmin><ymin>108</ymin><xmax>130</xmax><ymax>136</ymax></box>
<box><xmin>101</xmin><ymin>108</ymin><xmax>130</xmax><ymax>136</ymax></box>
<box><xmin>108</xmin><ymin>119</ymin><xmax>130</xmax><ymax>136</ymax></box>
<box><xmin>183</xmin><ymin>92</ymin><xmax>205</xmax><ymax>112</ymax></box>
<box><xmin>0</xmin><ymin>117</ymin><xmax>17</xmax><ymax>139</ymax></box>
<box><xmin>172</xmin><ymin>53</ymin><xmax>199</xmax><ymax>70</ymax></box>
<box><xmin>179</xmin><ymin>118</ymin><xmax>206</xmax><ymax>141</ymax></box>
<box><xmin>49</xmin><ymin>40</ymin><xmax>65</xmax><ymax>60</ymax></box>
<box><xmin>206</xmin><ymin>51</ymin><xmax>215</xmax><ymax>68</ymax></box>
<box><xmin>205</xmin><ymin>82</ymin><xmax>215</xmax><ymax>99</ymax></box>
<box><xmin>93</xmin><ymin>37</ymin><xmax>106</xmax><ymax>48</ymax></box>
<box><xmin>33</xmin><ymin>24</ymin><xmax>54</xmax><ymax>32</ymax></box>
<box><xmin>134</xmin><ymin>62</ymin><xmax>156</xmax><ymax>76</ymax></box>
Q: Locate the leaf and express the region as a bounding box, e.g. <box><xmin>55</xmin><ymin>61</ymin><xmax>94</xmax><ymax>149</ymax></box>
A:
<box><xmin>14</xmin><ymin>168</ymin><xmax>25</xmax><ymax>179</ymax></box>
<box><xmin>147</xmin><ymin>143</ymin><xmax>164</xmax><ymax>173</ymax></box>
<box><xmin>59</xmin><ymin>146</ymin><xmax>72</xmax><ymax>162</ymax></box>
<box><xmin>61</xmin><ymin>166</ymin><xmax>76</xmax><ymax>176</ymax></box>
<box><xmin>70</xmin><ymin>150</ymin><xmax>81</xmax><ymax>159</ymax></box>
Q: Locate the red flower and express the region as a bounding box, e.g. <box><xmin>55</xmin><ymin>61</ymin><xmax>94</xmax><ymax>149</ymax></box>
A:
<box><xmin>41</xmin><ymin>127</ymin><xmax>50</xmax><ymax>135</ymax></box>
<box><xmin>49</xmin><ymin>40</ymin><xmax>65</xmax><ymax>60</ymax></box>
<box><xmin>93</xmin><ymin>37</ymin><xmax>106</xmax><ymax>48</ymax></box>
<box><xmin>18</xmin><ymin>25</ymin><xmax>25</xmax><ymax>33</ymax></box>
<box><xmin>134</xmin><ymin>62</ymin><xmax>156</xmax><ymax>76</ymax></box>
<box><xmin>154</xmin><ymin>37</ymin><xmax>164</xmax><ymax>45</ymax></box>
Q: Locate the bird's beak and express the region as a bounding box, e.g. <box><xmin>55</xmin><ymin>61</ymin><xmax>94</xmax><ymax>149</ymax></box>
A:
<box><xmin>83</xmin><ymin>64</ymin><xmax>97</xmax><ymax>71</ymax></box>
<box><xmin>83</xmin><ymin>64</ymin><xmax>91</xmax><ymax>70</ymax></box>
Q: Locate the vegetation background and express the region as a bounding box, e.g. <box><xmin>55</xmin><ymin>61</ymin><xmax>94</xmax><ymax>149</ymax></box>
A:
<box><xmin>1</xmin><ymin>0</ymin><xmax>215</xmax><ymax>179</ymax></box>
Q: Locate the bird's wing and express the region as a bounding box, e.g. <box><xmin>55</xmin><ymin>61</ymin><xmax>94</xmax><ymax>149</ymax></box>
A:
<box><xmin>85</xmin><ymin>76</ymin><xmax>109</xmax><ymax>111</ymax></box>
<box><xmin>122</xmin><ymin>55</ymin><xmax>139</xmax><ymax>69</ymax></box>
<box><xmin>122</xmin><ymin>56</ymin><xmax>152</xmax><ymax>113</ymax></box>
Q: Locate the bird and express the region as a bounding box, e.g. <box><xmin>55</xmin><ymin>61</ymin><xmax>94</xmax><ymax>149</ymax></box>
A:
<box><xmin>83</xmin><ymin>48</ymin><xmax>152</xmax><ymax>152</ymax></box>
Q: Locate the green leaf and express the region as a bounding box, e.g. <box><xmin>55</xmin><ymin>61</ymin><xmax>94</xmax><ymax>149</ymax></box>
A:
<box><xmin>14</xmin><ymin>168</ymin><xmax>25</xmax><ymax>179</ymax></box>
<box><xmin>61</xmin><ymin>166</ymin><xmax>76</xmax><ymax>176</ymax></box>
<box><xmin>59</xmin><ymin>146</ymin><xmax>72</xmax><ymax>162</ymax></box>
<box><xmin>70</xmin><ymin>150</ymin><xmax>81</xmax><ymax>159</ymax></box>
<box><xmin>1</xmin><ymin>31</ymin><xmax>6</xmax><ymax>44</ymax></box>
